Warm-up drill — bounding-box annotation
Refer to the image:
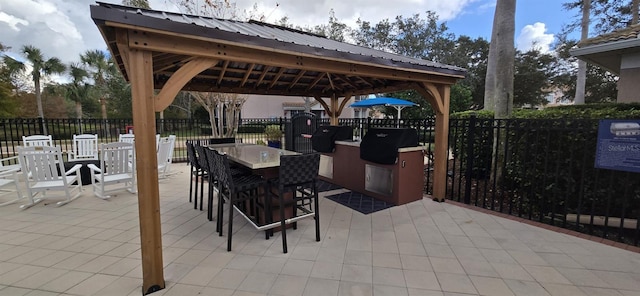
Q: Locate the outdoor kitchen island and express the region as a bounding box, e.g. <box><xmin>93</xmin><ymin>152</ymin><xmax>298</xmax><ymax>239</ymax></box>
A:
<box><xmin>318</xmin><ymin>137</ymin><xmax>425</xmax><ymax>206</ymax></box>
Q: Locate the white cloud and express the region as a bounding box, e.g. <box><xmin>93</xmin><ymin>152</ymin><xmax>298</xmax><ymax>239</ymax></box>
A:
<box><xmin>0</xmin><ymin>11</ymin><xmax>29</xmax><ymax>31</ymax></box>
<box><xmin>0</xmin><ymin>0</ymin><xmax>481</xmax><ymax>76</ymax></box>
<box><xmin>200</xmin><ymin>0</ymin><xmax>479</xmax><ymax>28</ymax></box>
<box><xmin>516</xmin><ymin>22</ymin><xmax>555</xmax><ymax>53</ymax></box>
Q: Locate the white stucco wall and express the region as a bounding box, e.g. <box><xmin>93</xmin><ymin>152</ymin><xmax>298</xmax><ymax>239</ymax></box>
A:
<box><xmin>241</xmin><ymin>95</ymin><xmax>360</xmax><ymax>118</ymax></box>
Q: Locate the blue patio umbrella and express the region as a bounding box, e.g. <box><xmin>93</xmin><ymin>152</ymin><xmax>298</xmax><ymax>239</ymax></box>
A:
<box><xmin>350</xmin><ymin>97</ymin><xmax>418</xmax><ymax>127</ymax></box>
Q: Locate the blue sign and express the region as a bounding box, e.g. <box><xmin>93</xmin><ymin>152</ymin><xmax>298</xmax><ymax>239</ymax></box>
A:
<box><xmin>594</xmin><ymin>119</ymin><xmax>640</xmax><ymax>173</ymax></box>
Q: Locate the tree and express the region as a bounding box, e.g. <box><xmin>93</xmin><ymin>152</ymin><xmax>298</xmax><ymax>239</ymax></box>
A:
<box><xmin>513</xmin><ymin>49</ymin><xmax>557</xmax><ymax>107</ymax></box>
<box><xmin>0</xmin><ymin>43</ymin><xmax>20</xmax><ymax>117</ymax></box>
<box><xmin>21</xmin><ymin>45</ymin><xmax>66</xmax><ymax>133</ymax></box>
<box><xmin>442</xmin><ymin>36</ymin><xmax>490</xmax><ymax>108</ymax></box>
<box><xmin>554</xmin><ymin>36</ymin><xmax>618</xmax><ymax>103</ymax></box>
<box><xmin>563</xmin><ymin>0</ymin><xmax>638</xmax><ymax>35</ymax></box>
<box><xmin>65</xmin><ymin>63</ymin><xmax>93</xmax><ymax>119</ymax></box>
<box><xmin>122</xmin><ymin>0</ymin><xmax>150</xmax><ymax>9</ymax></box>
<box><xmin>484</xmin><ymin>0</ymin><xmax>516</xmax><ymax>118</ymax></box>
<box><xmin>81</xmin><ymin>50</ymin><xmax>114</xmax><ymax>120</ymax></box>
<box><xmin>189</xmin><ymin>92</ymin><xmax>245</xmax><ymax>137</ymax></box>
<box><xmin>574</xmin><ymin>0</ymin><xmax>590</xmax><ymax>105</ymax></box>
<box><xmin>310</xmin><ymin>9</ymin><xmax>348</xmax><ymax>42</ymax></box>
<box><xmin>173</xmin><ymin>0</ymin><xmax>252</xmax><ymax>138</ymax></box>
<box><xmin>484</xmin><ymin>0</ymin><xmax>516</xmax><ymax>186</ymax></box>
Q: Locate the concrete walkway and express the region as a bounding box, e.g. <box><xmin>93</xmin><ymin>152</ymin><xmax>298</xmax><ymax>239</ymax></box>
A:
<box><xmin>0</xmin><ymin>165</ymin><xmax>639</xmax><ymax>295</ymax></box>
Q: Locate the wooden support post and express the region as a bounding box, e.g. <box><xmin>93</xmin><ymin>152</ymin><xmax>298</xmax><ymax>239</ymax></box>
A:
<box><xmin>129</xmin><ymin>49</ymin><xmax>165</xmax><ymax>294</ymax></box>
<box><xmin>330</xmin><ymin>94</ymin><xmax>339</xmax><ymax>125</ymax></box>
<box><xmin>415</xmin><ymin>82</ymin><xmax>450</xmax><ymax>202</ymax></box>
<box><xmin>432</xmin><ymin>85</ymin><xmax>450</xmax><ymax>202</ymax></box>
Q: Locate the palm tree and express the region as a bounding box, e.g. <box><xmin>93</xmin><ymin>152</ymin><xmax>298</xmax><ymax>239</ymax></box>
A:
<box><xmin>483</xmin><ymin>0</ymin><xmax>515</xmax><ymax>117</ymax></box>
<box><xmin>22</xmin><ymin>45</ymin><xmax>66</xmax><ymax>134</ymax></box>
<box><xmin>81</xmin><ymin>50</ymin><xmax>113</xmax><ymax>120</ymax></box>
<box><xmin>575</xmin><ymin>0</ymin><xmax>590</xmax><ymax>105</ymax></box>
<box><xmin>66</xmin><ymin>63</ymin><xmax>92</xmax><ymax>120</ymax></box>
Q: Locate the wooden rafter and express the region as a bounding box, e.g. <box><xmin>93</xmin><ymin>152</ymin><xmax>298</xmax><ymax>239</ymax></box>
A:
<box><xmin>217</xmin><ymin>60</ymin><xmax>229</xmax><ymax>85</ymax></box>
<box><xmin>154</xmin><ymin>56</ymin><xmax>194</xmax><ymax>73</ymax></box>
<box><xmin>306</xmin><ymin>72</ymin><xmax>326</xmax><ymax>91</ymax></box>
<box><xmin>288</xmin><ymin>70</ymin><xmax>306</xmax><ymax>90</ymax></box>
<box><xmin>269</xmin><ymin>67</ymin><xmax>285</xmax><ymax>89</ymax></box>
<box><xmin>255</xmin><ymin>65</ymin><xmax>271</xmax><ymax>88</ymax></box>
<box><xmin>240</xmin><ymin>63</ymin><xmax>255</xmax><ymax>87</ymax></box>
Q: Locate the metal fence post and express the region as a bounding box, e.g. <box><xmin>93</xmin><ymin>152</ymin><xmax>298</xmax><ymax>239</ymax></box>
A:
<box><xmin>464</xmin><ymin>114</ymin><xmax>476</xmax><ymax>204</ymax></box>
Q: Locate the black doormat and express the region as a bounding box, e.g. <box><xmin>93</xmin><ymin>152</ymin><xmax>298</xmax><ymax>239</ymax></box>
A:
<box><xmin>325</xmin><ymin>191</ymin><xmax>394</xmax><ymax>214</ymax></box>
<box><xmin>316</xmin><ymin>179</ymin><xmax>343</xmax><ymax>192</ymax></box>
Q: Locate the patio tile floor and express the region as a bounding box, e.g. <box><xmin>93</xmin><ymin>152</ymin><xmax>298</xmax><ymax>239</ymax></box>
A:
<box><xmin>0</xmin><ymin>164</ymin><xmax>639</xmax><ymax>296</ymax></box>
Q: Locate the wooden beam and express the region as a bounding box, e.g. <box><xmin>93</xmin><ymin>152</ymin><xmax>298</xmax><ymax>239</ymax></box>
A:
<box><xmin>413</xmin><ymin>83</ymin><xmax>442</xmax><ymax>114</ymax></box>
<box><xmin>336</xmin><ymin>92</ymin><xmax>353</xmax><ymax>117</ymax></box>
<box><xmin>125</xmin><ymin>30</ymin><xmax>463</xmax><ymax>84</ymax></box>
<box><xmin>334</xmin><ymin>74</ymin><xmax>359</xmax><ymax>89</ymax></box>
<box><xmin>306</xmin><ymin>72</ymin><xmax>326</xmax><ymax>91</ymax></box>
<box><xmin>155</xmin><ymin>57</ymin><xmax>219</xmax><ymax>112</ymax></box>
<box><xmin>269</xmin><ymin>67</ymin><xmax>285</xmax><ymax>89</ymax></box>
<box><xmin>327</xmin><ymin>73</ymin><xmax>335</xmax><ymax>90</ymax></box>
<box><xmin>128</xmin><ymin>48</ymin><xmax>165</xmax><ymax>295</ymax></box>
<box><xmin>240</xmin><ymin>63</ymin><xmax>255</xmax><ymax>87</ymax></box>
<box><xmin>429</xmin><ymin>84</ymin><xmax>450</xmax><ymax>201</ymax></box>
<box><xmin>315</xmin><ymin>96</ymin><xmax>332</xmax><ymax>117</ymax></box>
<box><xmin>288</xmin><ymin>70</ymin><xmax>306</xmax><ymax>90</ymax></box>
<box><xmin>217</xmin><ymin>60</ymin><xmax>229</xmax><ymax>86</ymax></box>
<box><xmin>330</xmin><ymin>94</ymin><xmax>339</xmax><ymax>125</ymax></box>
<box><xmin>421</xmin><ymin>82</ymin><xmax>445</xmax><ymax>114</ymax></box>
<box><xmin>153</xmin><ymin>55</ymin><xmax>194</xmax><ymax>73</ymax></box>
<box><xmin>115</xmin><ymin>29</ymin><xmax>132</xmax><ymax>78</ymax></box>
<box><xmin>255</xmin><ymin>65</ymin><xmax>271</xmax><ymax>88</ymax></box>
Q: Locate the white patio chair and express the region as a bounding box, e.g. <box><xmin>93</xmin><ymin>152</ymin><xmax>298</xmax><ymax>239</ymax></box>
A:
<box><xmin>68</xmin><ymin>134</ymin><xmax>99</xmax><ymax>161</ymax></box>
<box><xmin>88</xmin><ymin>142</ymin><xmax>136</xmax><ymax>199</ymax></box>
<box><xmin>157</xmin><ymin>135</ymin><xmax>176</xmax><ymax>178</ymax></box>
<box><xmin>0</xmin><ymin>163</ymin><xmax>23</xmax><ymax>207</ymax></box>
<box><xmin>118</xmin><ymin>133</ymin><xmax>135</xmax><ymax>144</ymax></box>
<box><xmin>121</xmin><ymin>133</ymin><xmax>161</xmax><ymax>150</ymax></box>
<box><xmin>22</xmin><ymin>135</ymin><xmax>53</xmax><ymax>147</ymax></box>
<box><xmin>0</xmin><ymin>155</ymin><xmax>21</xmax><ymax>173</ymax></box>
<box><xmin>17</xmin><ymin>146</ymin><xmax>82</xmax><ymax>209</ymax></box>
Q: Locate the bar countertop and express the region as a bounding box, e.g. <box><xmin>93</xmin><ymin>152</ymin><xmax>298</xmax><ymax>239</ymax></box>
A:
<box><xmin>208</xmin><ymin>143</ymin><xmax>299</xmax><ymax>169</ymax></box>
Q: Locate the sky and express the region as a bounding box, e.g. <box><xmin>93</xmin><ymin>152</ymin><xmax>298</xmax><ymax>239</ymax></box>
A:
<box><xmin>0</xmin><ymin>0</ymin><xmax>573</xmax><ymax>67</ymax></box>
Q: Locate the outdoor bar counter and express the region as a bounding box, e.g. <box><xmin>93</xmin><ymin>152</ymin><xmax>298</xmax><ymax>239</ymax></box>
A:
<box><xmin>318</xmin><ymin>140</ymin><xmax>425</xmax><ymax>205</ymax></box>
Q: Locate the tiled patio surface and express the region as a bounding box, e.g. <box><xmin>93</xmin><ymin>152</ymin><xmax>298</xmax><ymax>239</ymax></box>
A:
<box><xmin>1</xmin><ymin>164</ymin><xmax>639</xmax><ymax>296</ymax></box>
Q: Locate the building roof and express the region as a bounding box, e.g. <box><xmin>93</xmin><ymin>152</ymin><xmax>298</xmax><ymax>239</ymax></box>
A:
<box><xmin>571</xmin><ymin>24</ymin><xmax>640</xmax><ymax>74</ymax></box>
<box><xmin>90</xmin><ymin>2</ymin><xmax>465</xmax><ymax>98</ymax></box>
<box><xmin>577</xmin><ymin>24</ymin><xmax>640</xmax><ymax>47</ymax></box>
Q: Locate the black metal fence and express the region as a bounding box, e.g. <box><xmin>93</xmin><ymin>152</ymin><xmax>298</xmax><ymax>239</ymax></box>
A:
<box><xmin>448</xmin><ymin>116</ymin><xmax>640</xmax><ymax>246</ymax></box>
<box><xmin>1</xmin><ymin>116</ymin><xmax>638</xmax><ymax>246</ymax></box>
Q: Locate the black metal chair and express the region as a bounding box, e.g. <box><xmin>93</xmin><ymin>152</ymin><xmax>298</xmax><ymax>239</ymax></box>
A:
<box><xmin>194</xmin><ymin>144</ymin><xmax>212</xmax><ymax>211</ymax></box>
<box><xmin>186</xmin><ymin>142</ymin><xmax>206</xmax><ymax>209</ymax></box>
<box><xmin>268</xmin><ymin>153</ymin><xmax>321</xmax><ymax>253</ymax></box>
<box><xmin>203</xmin><ymin>147</ymin><xmax>249</xmax><ymax>224</ymax></box>
<box><xmin>209</xmin><ymin>149</ymin><xmax>267</xmax><ymax>251</ymax></box>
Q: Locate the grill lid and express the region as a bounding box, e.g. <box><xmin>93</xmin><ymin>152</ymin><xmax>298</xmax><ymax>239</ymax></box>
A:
<box><xmin>360</xmin><ymin>128</ymin><xmax>419</xmax><ymax>164</ymax></box>
<box><xmin>311</xmin><ymin>125</ymin><xmax>353</xmax><ymax>153</ymax></box>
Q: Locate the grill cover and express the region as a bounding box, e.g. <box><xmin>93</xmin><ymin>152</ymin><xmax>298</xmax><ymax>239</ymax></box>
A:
<box><xmin>311</xmin><ymin>125</ymin><xmax>353</xmax><ymax>152</ymax></box>
<box><xmin>360</xmin><ymin>128</ymin><xmax>419</xmax><ymax>164</ymax></box>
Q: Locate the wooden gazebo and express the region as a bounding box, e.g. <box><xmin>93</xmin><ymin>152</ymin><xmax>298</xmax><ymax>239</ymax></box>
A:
<box><xmin>90</xmin><ymin>2</ymin><xmax>465</xmax><ymax>294</ymax></box>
